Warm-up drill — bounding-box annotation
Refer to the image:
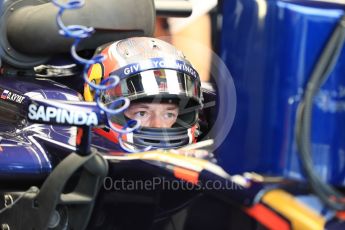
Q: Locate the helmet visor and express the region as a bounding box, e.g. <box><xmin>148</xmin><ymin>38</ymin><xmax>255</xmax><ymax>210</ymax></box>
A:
<box><xmin>103</xmin><ymin>69</ymin><xmax>201</xmax><ymax>105</ymax></box>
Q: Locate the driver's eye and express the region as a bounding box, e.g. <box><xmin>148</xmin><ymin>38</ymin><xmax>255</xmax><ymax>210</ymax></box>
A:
<box><xmin>165</xmin><ymin>112</ymin><xmax>177</xmax><ymax>119</ymax></box>
<box><xmin>135</xmin><ymin>111</ymin><xmax>147</xmax><ymax>118</ymax></box>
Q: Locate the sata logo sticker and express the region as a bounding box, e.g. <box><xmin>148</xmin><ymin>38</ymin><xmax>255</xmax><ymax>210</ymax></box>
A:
<box><xmin>1</xmin><ymin>89</ymin><xmax>25</xmax><ymax>103</ymax></box>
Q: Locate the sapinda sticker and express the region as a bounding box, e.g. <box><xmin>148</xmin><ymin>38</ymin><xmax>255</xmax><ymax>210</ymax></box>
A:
<box><xmin>28</xmin><ymin>104</ymin><xmax>98</xmax><ymax>126</ymax></box>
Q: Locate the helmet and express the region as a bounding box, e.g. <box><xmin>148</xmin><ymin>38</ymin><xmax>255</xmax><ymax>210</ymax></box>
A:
<box><xmin>84</xmin><ymin>37</ymin><xmax>202</xmax><ymax>150</ymax></box>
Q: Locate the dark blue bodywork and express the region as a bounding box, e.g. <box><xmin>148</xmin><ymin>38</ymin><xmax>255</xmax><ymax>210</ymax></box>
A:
<box><xmin>0</xmin><ymin>77</ymin><xmax>79</xmax><ymax>179</ymax></box>
<box><xmin>218</xmin><ymin>0</ymin><xmax>345</xmax><ymax>185</ymax></box>
<box><xmin>0</xmin><ymin>77</ymin><xmax>122</xmax><ymax>180</ymax></box>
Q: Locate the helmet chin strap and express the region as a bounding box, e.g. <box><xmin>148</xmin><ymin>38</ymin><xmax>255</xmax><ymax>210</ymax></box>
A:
<box><xmin>94</xmin><ymin>123</ymin><xmax>199</xmax><ymax>152</ymax></box>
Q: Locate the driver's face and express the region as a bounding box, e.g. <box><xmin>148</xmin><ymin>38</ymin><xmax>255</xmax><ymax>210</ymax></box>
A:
<box><xmin>124</xmin><ymin>102</ymin><xmax>179</xmax><ymax>128</ymax></box>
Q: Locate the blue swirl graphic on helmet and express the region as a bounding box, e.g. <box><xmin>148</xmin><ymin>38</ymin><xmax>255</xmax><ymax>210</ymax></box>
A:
<box><xmin>52</xmin><ymin>0</ymin><xmax>150</xmax><ymax>152</ymax></box>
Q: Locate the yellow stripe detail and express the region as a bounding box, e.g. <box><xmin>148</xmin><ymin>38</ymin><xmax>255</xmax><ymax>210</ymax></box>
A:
<box><xmin>83</xmin><ymin>63</ymin><xmax>103</xmax><ymax>101</ymax></box>
<box><xmin>84</xmin><ymin>85</ymin><xmax>94</xmax><ymax>102</ymax></box>
<box><xmin>104</xmin><ymin>150</ymin><xmax>229</xmax><ymax>178</ymax></box>
<box><xmin>262</xmin><ymin>190</ymin><xmax>325</xmax><ymax>230</ymax></box>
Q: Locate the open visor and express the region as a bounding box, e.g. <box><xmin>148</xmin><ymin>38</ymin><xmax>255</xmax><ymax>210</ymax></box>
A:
<box><xmin>103</xmin><ymin>69</ymin><xmax>201</xmax><ymax>105</ymax></box>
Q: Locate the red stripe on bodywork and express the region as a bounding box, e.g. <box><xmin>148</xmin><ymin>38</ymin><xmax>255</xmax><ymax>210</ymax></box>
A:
<box><xmin>245</xmin><ymin>204</ymin><xmax>290</xmax><ymax>230</ymax></box>
<box><xmin>76</xmin><ymin>128</ymin><xmax>83</xmax><ymax>145</ymax></box>
<box><xmin>173</xmin><ymin>167</ymin><xmax>199</xmax><ymax>185</ymax></box>
<box><xmin>93</xmin><ymin>126</ymin><xmax>128</xmax><ymax>144</ymax></box>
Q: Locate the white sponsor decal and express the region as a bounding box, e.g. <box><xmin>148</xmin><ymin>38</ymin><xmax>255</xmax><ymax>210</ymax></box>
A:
<box><xmin>28</xmin><ymin>104</ymin><xmax>98</xmax><ymax>126</ymax></box>
<box><xmin>123</xmin><ymin>60</ymin><xmax>197</xmax><ymax>78</ymax></box>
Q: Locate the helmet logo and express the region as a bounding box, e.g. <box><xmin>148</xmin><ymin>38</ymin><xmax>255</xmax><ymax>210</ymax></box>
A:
<box><xmin>84</xmin><ymin>63</ymin><xmax>104</xmax><ymax>101</ymax></box>
<box><xmin>88</xmin><ymin>63</ymin><xmax>103</xmax><ymax>83</ymax></box>
<box><xmin>118</xmin><ymin>58</ymin><xmax>198</xmax><ymax>79</ymax></box>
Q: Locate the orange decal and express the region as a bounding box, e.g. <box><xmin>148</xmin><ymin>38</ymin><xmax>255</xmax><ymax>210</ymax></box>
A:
<box><xmin>173</xmin><ymin>167</ymin><xmax>199</xmax><ymax>184</ymax></box>
<box><xmin>245</xmin><ymin>204</ymin><xmax>290</xmax><ymax>230</ymax></box>
<box><xmin>93</xmin><ymin>127</ymin><xmax>119</xmax><ymax>143</ymax></box>
<box><xmin>76</xmin><ymin>128</ymin><xmax>83</xmax><ymax>145</ymax></box>
<box><xmin>336</xmin><ymin>211</ymin><xmax>345</xmax><ymax>220</ymax></box>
